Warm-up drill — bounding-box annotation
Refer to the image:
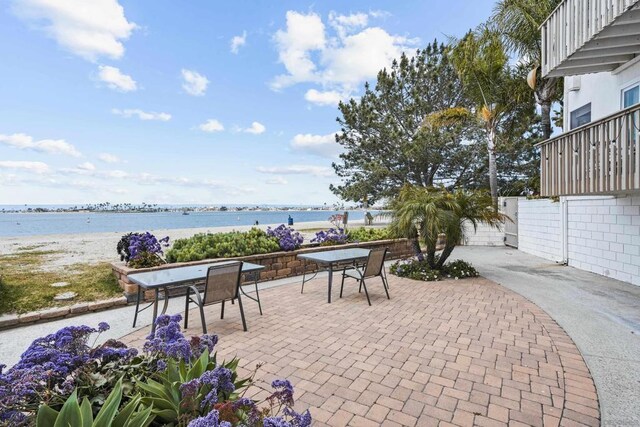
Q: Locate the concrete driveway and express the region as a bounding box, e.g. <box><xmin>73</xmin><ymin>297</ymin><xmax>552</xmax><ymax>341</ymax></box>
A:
<box><xmin>455</xmin><ymin>246</ymin><xmax>640</xmax><ymax>427</ymax></box>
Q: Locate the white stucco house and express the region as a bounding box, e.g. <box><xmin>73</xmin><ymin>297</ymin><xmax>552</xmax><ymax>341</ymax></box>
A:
<box><xmin>513</xmin><ymin>0</ymin><xmax>640</xmax><ymax>286</ymax></box>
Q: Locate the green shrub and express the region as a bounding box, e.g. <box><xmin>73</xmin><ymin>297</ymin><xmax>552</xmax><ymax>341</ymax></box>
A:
<box><xmin>346</xmin><ymin>227</ymin><xmax>390</xmax><ymax>243</ymax></box>
<box><xmin>165</xmin><ymin>228</ymin><xmax>280</xmax><ymax>263</ymax></box>
<box><xmin>390</xmin><ymin>258</ymin><xmax>478</xmax><ymax>281</ymax></box>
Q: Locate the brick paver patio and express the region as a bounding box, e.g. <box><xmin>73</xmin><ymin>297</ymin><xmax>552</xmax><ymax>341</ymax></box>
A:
<box><xmin>121</xmin><ymin>274</ymin><xmax>600</xmax><ymax>427</ymax></box>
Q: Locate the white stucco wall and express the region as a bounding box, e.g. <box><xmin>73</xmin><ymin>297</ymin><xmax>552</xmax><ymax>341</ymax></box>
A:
<box><xmin>563</xmin><ymin>61</ymin><xmax>640</xmax><ymax>131</ymax></box>
<box><xmin>516</xmin><ymin>195</ymin><xmax>640</xmax><ymax>286</ymax></box>
<box><xmin>462</xmin><ymin>222</ymin><xmax>504</xmax><ymax>246</ymax></box>
<box><xmin>566</xmin><ymin>195</ymin><xmax>640</xmax><ymax>286</ymax></box>
<box><xmin>517</xmin><ymin>198</ymin><xmax>563</xmax><ymax>262</ymax></box>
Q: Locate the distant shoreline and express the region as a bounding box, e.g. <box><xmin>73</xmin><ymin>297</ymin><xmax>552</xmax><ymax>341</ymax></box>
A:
<box><xmin>0</xmin><ymin>208</ymin><xmax>359</xmax><ymax>215</ymax></box>
<box><xmin>0</xmin><ymin>219</ymin><xmax>385</xmax><ymax>269</ymax></box>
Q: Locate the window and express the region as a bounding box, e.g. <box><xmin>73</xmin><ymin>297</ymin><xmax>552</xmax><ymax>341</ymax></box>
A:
<box><xmin>623</xmin><ymin>85</ymin><xmax>639</xmax><ymax>108</ymax></box>
<box><xmin>570</xmin><ymin>103</ymin><xmax>591</xmax><ymax>129</ymax></box>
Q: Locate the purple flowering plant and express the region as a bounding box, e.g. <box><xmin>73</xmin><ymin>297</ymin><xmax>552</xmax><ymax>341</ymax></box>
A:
<box><xmin>0</xmin><ymin>322</ymin><xmax>136</xmax><ymax>425</ymax></box>
<box><xmin>0</xmin><ymin>315</ymin><xmax>310</xmax><ymax>427</ymax></box>
<box><xmin>311</xmin><ymin>228</ymin><xmax>349</xmax><ymax>246</ymax></box>
<box><xmin>138</xmin><ymin>314</ymin><xmax>311</xmax><ymax>426</ymax></box>
<box><xmin>117</xmin><ymin>231</ymin><xmax>169</xmax><ymax>268</ymax></box>
<box><xmin>266</xmin><ymin>225</ymin><xmax>304</xmax><ymax>251</ymax></box>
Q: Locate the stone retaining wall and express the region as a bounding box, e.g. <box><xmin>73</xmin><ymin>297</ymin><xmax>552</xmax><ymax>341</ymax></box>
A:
<box><xmin>112</xmin><ymin>239</ymin><xmax>414</xmax><ymax>301</ymax></box>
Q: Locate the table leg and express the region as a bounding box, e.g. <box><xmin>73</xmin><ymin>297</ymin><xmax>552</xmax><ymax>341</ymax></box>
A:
<box><xmin>132</xmin><ymin>285</ymin><xmax>142</xmax><ymax>328</ymax></box>
<box><xmin>161</xmin><ymin>286</ymin><xmax>169</xmax><ymax>314</ymax></box>
<box><xmin>151</xmin><ymin>288</ymin><xmax>159</xmax><ymax>335</ymax></box>
<box><xmin>254</xmin><ymin>279</ymin><xmax>263</xmax><ymax>315</ymax></box>
<box><xmin>328</xmin><ymin>264</ymin><xmax>333</xmax><ymax>303</ymax></box>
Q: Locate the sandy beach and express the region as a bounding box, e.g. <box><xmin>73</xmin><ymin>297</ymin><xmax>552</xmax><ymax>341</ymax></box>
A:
<box><xmin>0</xmin><ymin>219</ymin><xmax>369</xmax><ymax>269</ymax></box>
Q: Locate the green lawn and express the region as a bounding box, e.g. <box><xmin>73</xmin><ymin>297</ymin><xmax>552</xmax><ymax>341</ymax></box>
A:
<box><xmin>0</xmin><ymin>250</ymin><xmax>121</xmax><ymax>315</ymax></box>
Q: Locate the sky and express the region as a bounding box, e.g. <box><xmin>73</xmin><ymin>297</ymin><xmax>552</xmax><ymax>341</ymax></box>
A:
<box><xmin>0</xmin><ymin>0</ymin><xmax>496</xmax><ymax>206</ymax></box>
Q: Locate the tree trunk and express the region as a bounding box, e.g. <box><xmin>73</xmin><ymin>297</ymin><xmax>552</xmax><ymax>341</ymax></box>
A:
<box><xmin>426</xmin><ymin>246</ymin><xmax>436</xmax><ymax>269</ymax></box>
<box><xmin>435</xmin><ymin>244</ymin><xmax>455</xmax><ymax>269</ymax></box>
<box><xmin>411</xmin><ymin>238</ymin><xmax>424</xmax><ymax>261</ymax></box>
<box><xmin>536</xmin><ymin>77</ymin><xmax>559</xmax><ymax>140</ymax></box>
<box><xmin>540</xmin><ymin>100</ymin><xmax>552</xmax><ymax>140</ymax></box>
<box><xmin>487</xmin><ymin>128</ymin><xmax>499</xmax><ymax>211</ymax></box>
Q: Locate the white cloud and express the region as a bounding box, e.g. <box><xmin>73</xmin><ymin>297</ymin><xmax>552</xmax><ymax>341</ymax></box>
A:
<box><xmin>98</xmin><ymin>153</ymin><xmax>120</xmax><ymax>163</ymax></box>
<box><xmin>291</xmin><ymin>133</ymin><xmax>340</xmax><ymax>158</ymax></box>
<box><xmin>97</xmin><ymin>65</ymin><xmax>137</xmax><ymax>92</ymax></box>
<box><xmin>106</xmin><ymin>169</ymin><xmax>129</xmax><ymax>178</ymax></box>
<box><xmin>244</xmin><ymin>122</ymin><xmax>266</xmax><ymax>135</ymax></box>
<box><xmin>265</xmin><ymin>176</ymin><xmax>288</xmax><ymax>185</ymax></box>
<box><xmin>0</xmin><ymin>133</ymin><xmax>82</xmax><ymax>157</ymax></box>
<box><xmin>304</xmin><ymin>89</ymin><xmax>345</xmax><ymax>106</ymax></box>
<box><xmin>199</xmin><ymin>119</ymin><xmax>224</xmax><ymax>133</ymax></box>
<box><xmin>181</xmin><ymin>69</ymin><xmax>209</xmax><ymax>96</ymax></box>
<box><xmin>77</xmin><ymin>162</ymin><xmax>95</xmax><ymax>171</ymax></box>
<box><xmin>12</xmin><ymin>0</ymin><xmax>137</xmax><ymax>61</ymax></box>
<box><xmin>271</xmin><ymin>11</ymin><xmax>417</xmax><ymax>97</ymax></box>
<box><xmin>0</xmin><ymin>160</ymin><xmax>49</xmax><ymax>174</ymax></box>
<box><xmin>112</xmin><ymin>108</ymin><xmax>171</xmax><ymax>121</ymax></box>
<box><xmin>328</xmin><ymin>11</ymin><xmax>368</xmax><ymax>37</ymax></box>
<box><xmin>271</xmin><ymin>11</ymin><xmax>326</xmax><ymax>90</ymax></box>
<box><xmin>230</xmin><ymin>31</ymin><xmax>247</xmax><ymax>54</ymax></box>
<box><xmin>256</xmin><ymin>164</ymin><xmax>333</xmax><ymax>177</ymax></box>
<box><xmin>322</xmin><ymin>27</ymin><xmax>414</xmax><ymax>89</ymax></box>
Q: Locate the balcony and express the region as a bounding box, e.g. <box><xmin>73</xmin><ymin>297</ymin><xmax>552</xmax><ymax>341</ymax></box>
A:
<box><xmin>541</xmin><ymin>0</ymin><xmax>640</xmax><ymax>78</ymax></box>
<box><xmin>537</xmin><ymin>104</ymin><xmax>640</xmax><ymax>196</ymax></box>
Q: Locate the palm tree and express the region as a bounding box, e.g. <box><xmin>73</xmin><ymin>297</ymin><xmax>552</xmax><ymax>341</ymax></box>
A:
<box><xmin>450</xmin><ymin>27</ymin><xmax>530</xmax><ymax>209</ymax></box>
<box><xmin>388</xmin><ymin>185</ymin><xmax>505</xmax><ymax>269</ymax></box>
<box><xmin>491</xmin><ymin>0</ymin><xmax>563</xmax><ymax>139</ymax></box>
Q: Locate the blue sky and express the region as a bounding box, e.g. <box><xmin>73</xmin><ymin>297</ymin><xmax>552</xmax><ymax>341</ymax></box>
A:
<box><xmin>0</xmin><ymin>0</ymin><xmax>496</xmax><ymax>206</ymax></box>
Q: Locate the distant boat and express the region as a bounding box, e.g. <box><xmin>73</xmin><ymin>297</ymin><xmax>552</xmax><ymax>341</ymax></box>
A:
<box><xmin>182</xmin><ymin>211</ymin><xmax>190</xmax><ymax>215</ymax></box>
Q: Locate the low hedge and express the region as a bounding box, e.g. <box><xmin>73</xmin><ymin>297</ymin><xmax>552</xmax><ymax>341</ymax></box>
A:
<box><xmin>165</xmin><ymin>228</ymin><xmax>280</xmax><ymax>263</ymax></box>
<box><xmin>164</xmin><ymin>226</ymin><xmax>392</xmax><ymax>264</ymax></box>
<box><xmin>347</xmin><ymin>227</ymin><xmax>390</xmax><ymax>242</ymax></box>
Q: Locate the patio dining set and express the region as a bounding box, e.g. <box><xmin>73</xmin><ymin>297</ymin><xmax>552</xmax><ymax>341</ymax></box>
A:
<box><xmin>128</xmin><ymin>247</ymin><xmax>391</xmax><ymax>334</ymax></box>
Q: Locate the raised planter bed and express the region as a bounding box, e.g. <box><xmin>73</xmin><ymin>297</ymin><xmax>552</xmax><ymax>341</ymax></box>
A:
<box><xmin>112</xmin><ymin>238</ymin><xmax>414</xmax><ymax>301</ymax></box>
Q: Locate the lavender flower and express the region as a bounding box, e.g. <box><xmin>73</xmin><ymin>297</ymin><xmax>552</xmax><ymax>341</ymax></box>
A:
<box><xmin>267</xmin><ymin>225</ymin><xmax>304</xmax><ymax>251</ymax></box>
<box><xmin>128</xmin><ymin>232</ymin><xmax>170</xmax><ymax>260</ymax></box>
<box><xmin>199</xmin><ymin>367</ymin><xmax>235</xmax><ymax>409</ymax></box>
<box><xmin>187</xmin><ymin>410</ymin><xmax>232</xmax><ymax>427</ymax></box>
<box><xmin>0</xmin><ymin>324</ymin><xmax>135</xmax><ymax>421</ymax></box>
<box><xmin>311</xmin><ymin>228</ymin><xmax>348</xmax><ymax>245</ymax></box>
<box><xmin>144</xmin><ymin>314</ymin><xmax>193</xmax><ymax>362</ymax></box>
<box><xmin>269</xmin><ymin>379</ymin><xmax>294</xmax><ymax>407</ymax></box>
<box><xmin>180</xmin><ymin>379</ymin><xmax>200</xmax><ymax>399</ymax></box>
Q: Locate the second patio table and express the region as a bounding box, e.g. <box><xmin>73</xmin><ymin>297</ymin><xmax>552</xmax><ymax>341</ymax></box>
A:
<box><xmin>298</xmin><ymin>248</ymin><xmax>371</xmax><ymax>303</ymax></box>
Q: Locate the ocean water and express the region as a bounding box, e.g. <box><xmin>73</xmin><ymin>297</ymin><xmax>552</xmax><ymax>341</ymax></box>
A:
<box><xmin>0</xmin><ymin>210</ymin><xmax>377</xmax><ymax>237</ymax></box>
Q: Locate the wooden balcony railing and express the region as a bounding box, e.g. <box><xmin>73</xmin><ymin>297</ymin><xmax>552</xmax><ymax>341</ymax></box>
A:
<box><xmin>541</xmin><ymin>0</ymin><xmax>640</xmax><ymax>77</ymax></box>
<box><xmin>537</xmin><ymin>104</ymin><xmax>640</xmax><ymax>196</ymax></box>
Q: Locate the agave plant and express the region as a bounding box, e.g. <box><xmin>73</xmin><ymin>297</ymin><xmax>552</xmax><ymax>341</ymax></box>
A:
<box><xmin>135</xmin><ymin>348</ymin><xmax>248</xmax><ymax>425</ymax></box>
<box><xmin>36</xmin><ymin>379</ymin><xmax>154</xmax><ymax>427</ymax></box>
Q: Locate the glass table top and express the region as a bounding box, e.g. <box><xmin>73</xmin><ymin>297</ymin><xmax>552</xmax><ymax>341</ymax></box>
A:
<box><xmin>128</xmin><ymin>261</ymin><xmax>264</xmax><ymax>288</ymax></box>
<box><xmin>297</xmin><ymin>248</ymin><xmax>371</xmax><ymax>264</ymax></box>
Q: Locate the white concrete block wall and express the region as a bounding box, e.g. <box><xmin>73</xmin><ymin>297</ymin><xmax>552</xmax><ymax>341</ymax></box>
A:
<box><xmin>566</xmin><ymin>195</ymin><xmax>640</xmax><ymax>286</ymax></box>
<box><xmin>517</xmin><ymin>199</ymin><xmax>563</xmax><ymax>262</ymax></box>
<box><xmin>462</xmin><ymin>222</ymin><xmax>505</xmax><ymax>246</ymax></box>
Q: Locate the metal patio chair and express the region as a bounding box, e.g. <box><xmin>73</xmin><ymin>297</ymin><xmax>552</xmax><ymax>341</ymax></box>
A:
<box><xmin>184</xmin><ymin>261</ymin><xmax>247</xmax><ymax>333</ymax></box>
<box><xmin>340</xmin><ymin>248</ymin><xmax>390</xmax><ymax>305</ymax></box>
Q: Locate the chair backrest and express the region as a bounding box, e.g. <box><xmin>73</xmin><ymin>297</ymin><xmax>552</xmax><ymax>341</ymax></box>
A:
<box><xmin>203</xmin><ymin>262</ymin><xmax>243</xmax><ymax>305</ymax></box>
<box><xmin>363</xmin><ymin>248</ymin><xmax>387</xmax><ymax>278</ymax></box>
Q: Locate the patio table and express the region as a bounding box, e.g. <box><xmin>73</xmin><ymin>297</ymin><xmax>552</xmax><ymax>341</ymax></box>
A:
<box><xmin>298</xmin><ymin>248</ymin><xmax>371</xmax><ymax>303</ymax></box>
<box><xmin>128</xmin><ymin>261</ymin><xmax>265</xmax><ymax>334</ymax></box>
